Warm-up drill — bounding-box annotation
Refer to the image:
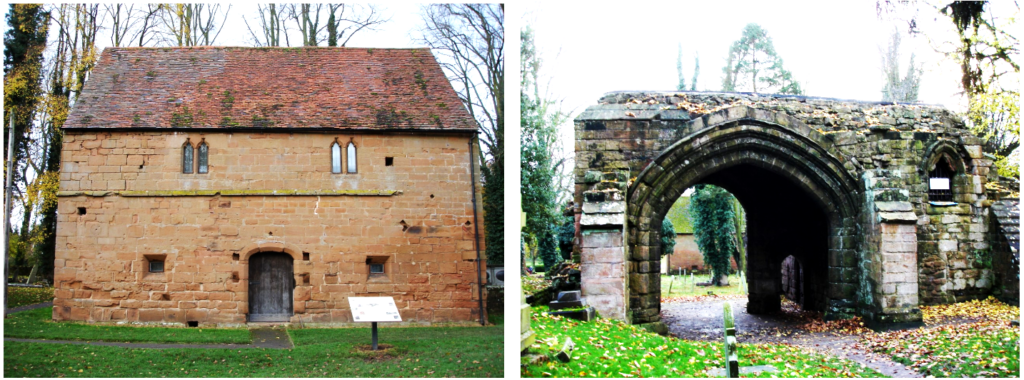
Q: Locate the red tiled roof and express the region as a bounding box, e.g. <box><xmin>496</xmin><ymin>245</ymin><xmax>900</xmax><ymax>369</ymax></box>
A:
<box><xmin>64</xmin><ymin>47</ymin><xmax>478</xmax><ymax>132</ymax></box>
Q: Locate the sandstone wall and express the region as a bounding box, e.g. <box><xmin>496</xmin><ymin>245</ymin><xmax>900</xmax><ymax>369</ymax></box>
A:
<box><xmin>54</xmin><ymin>131</ymin><xmax>485</xmax><ymax>326</ymax></box>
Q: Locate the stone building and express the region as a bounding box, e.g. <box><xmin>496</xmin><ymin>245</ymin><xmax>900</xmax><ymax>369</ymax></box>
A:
<box><xmin>574</xmin><ymin>92</ymin><xmax>1019</xmax><ymax>332</ymax></box>
<box><xmin>53</xmin><ymin>47</ymin><xmax>487</xmax><ymax>326</ymax></box>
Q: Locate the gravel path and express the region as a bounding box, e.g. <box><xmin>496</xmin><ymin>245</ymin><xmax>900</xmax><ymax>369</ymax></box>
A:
<box><xmin>661</xmin><ymin>297</ymin><xmax>922</xmax><ymax>378</ymax></box>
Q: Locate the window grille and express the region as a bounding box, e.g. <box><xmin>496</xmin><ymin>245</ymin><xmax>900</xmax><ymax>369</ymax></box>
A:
<box><xmin>928</xmin><ymin>157</ymin><xmax>954</xmax><ymax>202</ymax></box>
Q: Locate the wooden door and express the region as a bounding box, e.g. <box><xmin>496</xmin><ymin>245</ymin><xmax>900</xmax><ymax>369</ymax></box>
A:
<box><xmin>248</xmin><ymin>252</ymin><xmax>294</xmax><ymax>322</ymax></box>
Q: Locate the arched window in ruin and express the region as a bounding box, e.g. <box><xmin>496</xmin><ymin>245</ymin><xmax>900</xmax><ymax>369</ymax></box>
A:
<box><xmin>197</xmin><ymin>139</ymin><xmax>209</xmax><ymax>174</ymax></box>
<box><xmin>331</xmin><ymin>139</ymin><xmax>342</xmax><ymax>174</ymax></box>
<box><xmin>347</xmin><ymin>140</ymin><xmax>357</xmax><ymax>173</ymax></box>
<box><xmin>182</xmin><ymin>139</ymin><xmax>194</xmax><ymax>174</ymax></box>
<box><xmin>928</xmin><ymin>156</ymin><xmax>955</xmax><ymax>203</ymax></box>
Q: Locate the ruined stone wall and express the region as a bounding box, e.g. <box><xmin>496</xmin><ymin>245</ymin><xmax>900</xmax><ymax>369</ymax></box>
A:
<box><xmin>54</xmin><ymin>131</ymin><xmax>485</xmax><ymax>326</ymax></box>
<box><xmin>575</xmin><ymin>92</ymin><xmax>998</xmax><ymax>326</ymax></box>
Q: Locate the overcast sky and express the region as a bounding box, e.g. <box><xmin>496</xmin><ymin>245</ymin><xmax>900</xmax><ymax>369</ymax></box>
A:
<box><xmin>518</xmin><ymin>1</ymin><xmax>1019</xmax><ymax>161</ymax></box>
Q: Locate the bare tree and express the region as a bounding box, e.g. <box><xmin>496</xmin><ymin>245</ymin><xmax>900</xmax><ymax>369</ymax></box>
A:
<box><xmin>419</xmin><ymin>4</ymin><xmax>504</xmax><ymax>266</ymax></box>
<box><xmin>135</xmin><ymin>4</ymin><xmax>162</xmax><ymax>47</ymax></box>
<box><xmin>325</xmin><ymin>4</ymin><xmax>387</xmax><ymax>47</ymax></box>
<box><xmin>244</xmin><ymin>4</ymin><xmax>286</xmax><ymax>47</ymax></box>
<box><xmin>271</xmin><ymin>3</ymin><xmax>388</xmax><ymax>47</ymax></box>
<box><xmin>158</xmin><ymin>4</ymin><xmax>231</xmax><ymax>47</ymax></box>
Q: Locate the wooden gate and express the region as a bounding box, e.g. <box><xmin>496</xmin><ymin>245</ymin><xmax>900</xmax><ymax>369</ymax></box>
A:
<box><xmin>248</xmin><ymin>252</ymin><xmax>294</xmax><ymax>322</ymax></box>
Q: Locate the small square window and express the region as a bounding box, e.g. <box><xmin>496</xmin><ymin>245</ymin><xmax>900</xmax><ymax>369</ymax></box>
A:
<box><xmin>149</xmin><ymin>260</ymin><xmax>164</xmax><ymax>273</ymax></box>
<box><xmin>369</xmin><ymin>263</ymin><xmax>384</xmax><ymax>274</ymax></box>
<box><xmin>385</xmin><ymin>157</ymin><xmax>394</xmax><ymax>166</ymax></box>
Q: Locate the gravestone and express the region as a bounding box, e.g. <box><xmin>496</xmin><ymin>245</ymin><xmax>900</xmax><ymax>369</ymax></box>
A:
<box><xmin>549</xmin><ymin>290</ymin><xmax>587</xmax><ymax>311</ymax></box>
<box><xmin>709</xmin><ymin>302</ymin><xmax>776</xmax><ymax>377</ymax></box>
<box><xmin>723</xmin><ymin>302</ymin><xmax>739</xmax><ymax>378</ymax></box>
<box><xmin>556</xmin><ymin>337</ymin><xmax>576</xmax><ymax>362</ymax></box>
<box><xmin>521</xmin><ymin>293</ymin><xmax>536</xmax><ymax>353</ymax></box>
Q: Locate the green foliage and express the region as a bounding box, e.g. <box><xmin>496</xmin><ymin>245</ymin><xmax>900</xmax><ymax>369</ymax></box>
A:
<box><xmin>880</xmin><ymin>29</ymin><xmax>922</xmax><ymax>102</ymax></box>
<box><xmin>481</xmin><ymin>160</ymin><xmax>503</xmax><ymax>265</ymax></box>
<box><xmin>556</xmin><ymin>216</ymin><xmax>575</xmax><ymax>261</ymax></box>
<box><xmin>660</xmin><ymin>218</ymin><xmax>676</xmax><ymax>255</ymax></box>
<box><xmin>689</xmin><ymin>185</ymin><xmax>737</xmax><ymax>285</ymax></box>
<box><xmin>538</xmin><ymin>230</ymin><xmax>560</xmax><ymax>270</ymax></box>
<box><xmin>6</xmin><ymin>286</ymin><xmax>53</xmax><ymax>308</ymax></box>
<box><xmin>521</xmin><ymin>26</ymin><xmax>570</xmax><ymax>265</ymax></box>
<box><xmin>3</xmin><ymin>4</ymin><xmax>50</xmax><ymax>192</ymax></box>
<box><xmin>721</xmin><ymin>23</ymin><xmax>802</xmax><ymax>95</ymax></box>
<box><xmin>967</xmin><ymin>89</ymin><xmax>1019</xmax><ymax>177</ymax></box>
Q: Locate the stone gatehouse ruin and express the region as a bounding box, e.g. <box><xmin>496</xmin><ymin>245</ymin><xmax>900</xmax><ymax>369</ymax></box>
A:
<box><xmin>53</xmin><ymin>47</ymin><xmax>487</xmax><ymax>326</ymax></box>
<box><xmin>573</xmin><ymin>91</ymin><xmax>1019</xmax><ymax>332</ymax></box>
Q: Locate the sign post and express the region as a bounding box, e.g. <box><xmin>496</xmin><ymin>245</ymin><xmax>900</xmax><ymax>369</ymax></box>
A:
<box><xmin>348</xmin><ymin>296</ymin><xmax>402</xmax><ymax>351</ymax></box>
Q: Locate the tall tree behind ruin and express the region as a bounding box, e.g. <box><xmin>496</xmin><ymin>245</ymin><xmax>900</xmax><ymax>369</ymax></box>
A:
<box><xmin>521</xmin><ymin>26</ymin><xmax>569</xmax><ymax>271</ymax></box>
<box><xmin>689</xmin><ymin>185</ymin><xmax>739</xmax><ymax>286</ymax></box>
<box><xmin>721</xmin><ymin>23</ymin><xmax>803</xmax><ymax>95</ymax></box>
<box><xmin>877</xmin><ymin>0</ymin><xmax>1019</xmax><ymax>177</ymax></box>
<box><xmin>880</xmin><ymin>29</ymin><xmax>923</xmax><ymax>103</ymax></box>
<box><xmin>419</xmin><ymin>4</ymin><xmax>504</xmax><ymax>266</ymax></box>
<box><xmin>676</xmin><ymin>45</ymin><xmax>699</xmax><ymax>91</ymax></box>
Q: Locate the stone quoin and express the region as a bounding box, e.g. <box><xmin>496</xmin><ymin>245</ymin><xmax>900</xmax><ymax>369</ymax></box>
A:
<box><xmin>53</xmin><ymin>47</ymin><xmax>487</xmax><ymax>326</ymax></box>
<box><xmin>573</xmin><ymin>91</ymin><xmax>1019</xmax><ymax>332</ymax></box>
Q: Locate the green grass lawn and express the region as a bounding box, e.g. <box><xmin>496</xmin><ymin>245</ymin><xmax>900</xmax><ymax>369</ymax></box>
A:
<box><xmin>3</xmin><ymin>307</ymin><xmax>504</xmax><ymax>377</ymax></box>
<box><xmin>523</xmin><ymin>306</ymin><xmax>883</xmax><ymax>378</ymax></box>
<box><xmin>6</xmin><ymin>286</ymin><xmax>54</xmax><ymax>308</ymax></box>
<box><xmin>661</xmin><ymin>273</ymin><xmax>747</xmax><ymax>299</ymax></box>
<box><xmin>4</xmin><ymin>307</ymin><xmax>251</xmax><ymax>344</ymax></box>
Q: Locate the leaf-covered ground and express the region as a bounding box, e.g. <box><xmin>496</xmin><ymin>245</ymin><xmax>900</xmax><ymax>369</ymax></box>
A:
<box><xmin>523</xmin><ymin>274</ymin><xmax>553</xmax><ymax>295</ymax></box>
<box><xmin>858</xmin><ymin>297</ymin><xmax>1020</xmax><ymax>378</ymax></box>
<box><xmin>6</xmin><ymin>286</ymin><xmax>54</xmax><ymax>308</ymax></box>
<box><xmin>522</xmin><ymin>306</ymin><xmax>883</xmax><ymax>378</ymax></box>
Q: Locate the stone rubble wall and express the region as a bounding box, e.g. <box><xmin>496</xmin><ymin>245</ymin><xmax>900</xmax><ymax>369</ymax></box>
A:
<box><xmin>575</xmin><ymin>92</ymin><xmax>998</xmax><ymax>325</ymax></box>
<box><xmin>54</xmin><ymin>131</ymin><xmax>485</xmax><ymax>326</ymax></box>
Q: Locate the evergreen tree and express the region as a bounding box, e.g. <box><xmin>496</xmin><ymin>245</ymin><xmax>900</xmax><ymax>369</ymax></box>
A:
<box><xmin>3</xmin><ymin>4</ymin><xmax>50</xmax><ymax>194</ymax></box>
<box><xmin>721</xmin><ymin>23</ymin><xmax>802</xmax><ymax>95</ymax></box>
<box><xmin>521</xmin><ymin>26</ymin><xmax>569</xmax><ymax>269</ymax></box>
<box><xmin>660</xmin><ymin>218</ymin><xmax>676</xmax><ymax>256</ymax></box>
<box><xmin>880</xmin><ymin>29</ymin><xmax>922</xmax><ymax>102</ymax></box>
<box><xmin>689</xmin><ymin>185</ymin><xmax>738</xmax><ymax>286</ymax></box>
<box><xmin>557</xmin><ymin>215</ymin><xmax>575</xmax><ymax>261</ymax></box>
<box><xmin>676</xmin><ymin>45</ymin><xmax>699</xmax><ymax>91</ymax></box>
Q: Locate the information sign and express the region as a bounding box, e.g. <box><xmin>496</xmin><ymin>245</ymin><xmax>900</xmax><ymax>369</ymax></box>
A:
<box><xmin>348</xmin><ymin>297</ymin><xmax>402</xmax><ymax>322</ymax></box>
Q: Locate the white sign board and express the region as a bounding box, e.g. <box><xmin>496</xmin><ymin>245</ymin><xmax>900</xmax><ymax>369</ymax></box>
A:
<box><xmin>929</xmin><ymin>178</ymin><xmax>950</xmax><ymax>190</ymax></box>
<box><xmin>348</xmin><ymin>296</ymin><xmax>402</xmax><ymax>322</ymax></box>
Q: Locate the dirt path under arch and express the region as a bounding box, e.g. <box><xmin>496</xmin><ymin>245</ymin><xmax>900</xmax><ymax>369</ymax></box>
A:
<box><xmin>660</xmin><ymin>297</ymin><xmax>922</xmax><ymax>378</ymax></box>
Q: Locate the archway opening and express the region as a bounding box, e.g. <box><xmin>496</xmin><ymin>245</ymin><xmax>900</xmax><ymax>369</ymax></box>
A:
<box><xmin>657</xmin><ymin>162</ymin><xmax>832</xmax><ymax>315</ymax></box>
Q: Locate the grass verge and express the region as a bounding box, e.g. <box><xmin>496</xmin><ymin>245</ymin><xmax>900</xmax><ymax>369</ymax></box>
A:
<box><xmin>660</xmin><ymin>273</ymin><xmax>747</xmax><ymax>299</ymax></box>
<box><xmin>522</xmin><ymin>306</ymin><xmax>884</xmax><ymax>378</ymax></box>
<box><xmin>4</xmin><ymin>323</ymin><xmax>503</xmax><ymax>377</ymax></box>
<box><xmin>7</xmin><ymin>287</ymin><xmax>54</xmax><ymax>308</ymax></box>
<box><xmin>4</xmin><ymin>307</ymin><xmax>250</xmax><ymax>344</ymax></box>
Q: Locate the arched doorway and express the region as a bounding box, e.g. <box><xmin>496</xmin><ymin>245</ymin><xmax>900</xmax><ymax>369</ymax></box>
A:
<box><xmin>248</xmin><ymin>251</ymin><xmax>295</xmax><ymax>322</ymax></box>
